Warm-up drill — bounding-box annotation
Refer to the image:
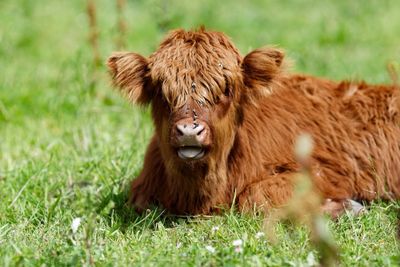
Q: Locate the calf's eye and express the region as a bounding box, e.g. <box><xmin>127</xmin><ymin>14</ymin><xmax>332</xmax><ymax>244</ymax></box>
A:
<box><xmin>223</xmin><ymin>77</ymin><xmax>232</xmax><ymax>97</ymax></box>
<box><xmin>224</xmin><ymin>87</ymin><xmax>230</xmax><ymax>97</ymax></box>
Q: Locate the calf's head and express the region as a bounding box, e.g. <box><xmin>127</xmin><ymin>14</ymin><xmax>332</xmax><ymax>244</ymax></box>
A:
<box><xmin>107</xmin><ymin>29</ymin><xmax>284</xmax><ymax>169</ymax></box>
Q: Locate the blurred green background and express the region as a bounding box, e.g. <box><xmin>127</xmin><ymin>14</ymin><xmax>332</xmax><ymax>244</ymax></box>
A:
<box><xmin>0</xmin><ymin>0</ymin><xmax>399</xmax><ymax>266</ymax></box>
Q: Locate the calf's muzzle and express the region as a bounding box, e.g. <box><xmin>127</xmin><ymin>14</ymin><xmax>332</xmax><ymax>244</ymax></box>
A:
<box><xmin>173</xmin><ymin>118</ymin><xmax>210</xmax><ymax>160</ymax></box>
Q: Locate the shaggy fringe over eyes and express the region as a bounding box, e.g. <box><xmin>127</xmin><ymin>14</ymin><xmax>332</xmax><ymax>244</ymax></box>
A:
<box><xmin>107</xmin><ymin>52</ymin><xmax>151</xmax><ymax>105</ymax></box>
<box><xmin>148</xmin><ymin>29</ymin><xmax>242</xmax><ymax>110</ymax></box>
<box><xmin>107</xmin><ymin>29</ymin><xmax>287</xmax><ymax>109</ymax></box>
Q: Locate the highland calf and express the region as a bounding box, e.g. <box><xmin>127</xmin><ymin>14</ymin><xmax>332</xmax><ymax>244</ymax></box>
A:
<box><xmin>107</xmin><ymin>28</ymin><xmax>400</xmax><ymax>216</ymax></box>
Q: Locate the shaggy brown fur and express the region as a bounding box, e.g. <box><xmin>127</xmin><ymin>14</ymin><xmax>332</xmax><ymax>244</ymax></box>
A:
<box><xmin>107</xmin><ymin>28</ymin><xmax>400</xmax><ymax>215</ymax></box>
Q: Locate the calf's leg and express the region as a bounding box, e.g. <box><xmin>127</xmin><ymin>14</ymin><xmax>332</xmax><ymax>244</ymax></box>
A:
<box><xmin>237</xmin><ymin>173</ymin><xmax>365</xmax><ymax>219</ymax></box>
<box><xmin>321</xmin><ymin>199</ymin><xmax>365</xmax><ymax>219</ymax></box>
<box><xmin>237</xmin><ymin>173</ymin><xmax>295</xmax><ymax>212</ymax></box>
<box><xmin>128</xmin><ymin>137</ymin><xmax>166</xmax><ymax>212</ymax></box>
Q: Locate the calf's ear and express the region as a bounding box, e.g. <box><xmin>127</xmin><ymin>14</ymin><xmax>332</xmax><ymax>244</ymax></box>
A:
<box><xmin>242</xmin><ymin>47</ymin><xmax>284</xmax><ymax>95</ymax></box>
<box><xmin>107</xmin><ymin>52</ymin><xmax>152</xmax><ymax>105</ymax></box>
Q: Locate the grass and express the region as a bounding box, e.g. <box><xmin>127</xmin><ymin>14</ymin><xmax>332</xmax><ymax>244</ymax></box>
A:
<box><xmin>1</xmin><ymin>0</ymin><xmax>399</xmax><ymax>265</ymax></box>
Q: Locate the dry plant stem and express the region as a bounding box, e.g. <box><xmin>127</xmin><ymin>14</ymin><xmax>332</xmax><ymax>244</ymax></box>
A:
<box><xmin>116</xmin><ymin>0</ymin><xmax>127</xmax><ymax>49</ymax></box>
<box><xmin>264</xmin><ymin>135</ymin><xmax>340</xmax><ymax>267</ymax></box>
<box><xmin>297</xmin><ymin>139</ymin><xmax>340</xmax><ymax>267</ymax></box>
<box><xmin>387</xmin><ymin>62</ymin><xmax>399</xmax><ymax>86</ymax></box>
<box><xmin>87</xmin><ymin>0</ymin><xmax>101</xmax><ymax>68</ymax></box>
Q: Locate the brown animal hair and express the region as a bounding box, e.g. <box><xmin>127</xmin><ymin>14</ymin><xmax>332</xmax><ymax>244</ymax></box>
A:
<box><xmin>107</xmin><ymin>28</ymin><xmax>400</xmax><ymax>215</ymax></box>
<box><xmin>107</xmin><ymin>52</ymin><xmax>152</xmax><ymax>105</ymax></box>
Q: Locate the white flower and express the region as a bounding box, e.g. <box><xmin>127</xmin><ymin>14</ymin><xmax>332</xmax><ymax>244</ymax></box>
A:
<box><xmin>232</xmin><ymin>239</ymin><xmax>244</xmax><ymax>253</ymax></box>
<box><xmin>205</xmin><ymin>245</ymin><xmax>216</xmax><ymax>253</ymax></box>
<box><xmin>71</xmin><ymin>217</ymin><xmax>81</xmax><ymax>234</ymax></box>
<box><xmin>234</xmin><ymin>246</ymin><xmax>243</xmax><ymax>253</ymax></box>
<box><xmin>211</xmin><ymin>226</ymin><xmax>220</xmax><ymax>232</ymax></box>
<box><xmin>255</xmin><ymin>232</ymin><xmax>265</xmax><ymax>239</ymax></box>
<box><xmin>306</xmin><ymin>252</ymin><xmax>317</xmax><ymax>266</ymax></box>
<box><xmin>176</xmin><ymin>242</ymin><xmax>182</xmax><ymax>249</ymax></box>
<box><xmin>232</xmin><ymin>239</ymin><xmax>243</xmax><ymax>246</ymax></box>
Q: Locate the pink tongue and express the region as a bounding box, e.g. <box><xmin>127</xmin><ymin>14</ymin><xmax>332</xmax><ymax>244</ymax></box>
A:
<box><xmin>178</xmin><ymin>147</ymin><xmax>204</xmax><ymax>159</ymax></box>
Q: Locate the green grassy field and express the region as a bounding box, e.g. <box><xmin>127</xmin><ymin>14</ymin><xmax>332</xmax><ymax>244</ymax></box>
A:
<box><xmin>1</xmin><ymin>0</ymin><xmax>399</xmax><ymax>266</ymax></box>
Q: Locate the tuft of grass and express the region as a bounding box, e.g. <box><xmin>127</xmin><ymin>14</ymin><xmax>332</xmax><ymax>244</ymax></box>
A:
<box><xmin>0</xmin><ymin>0</ymin><xmax>399</xmax><ymax>265</ymax></box>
